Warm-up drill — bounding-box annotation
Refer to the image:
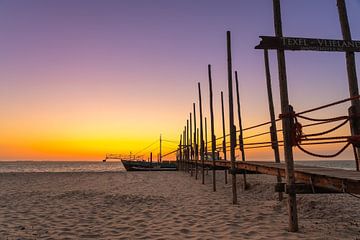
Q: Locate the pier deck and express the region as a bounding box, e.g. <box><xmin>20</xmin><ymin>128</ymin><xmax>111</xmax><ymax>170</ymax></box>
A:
<box><xmin>188</xmin><ymin>160</ymin><xmax>360</xmax><ymax>194</ymax></box>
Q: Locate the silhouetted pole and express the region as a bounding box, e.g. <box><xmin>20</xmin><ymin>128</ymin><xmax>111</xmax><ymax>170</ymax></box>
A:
<box><xmin>183</xmin><ymin>128</ymin><xmax>186</xmax><ymax>171</ymax></box>
<box><xmin>235</xmin><ymin>71</ymin><xmax>248</xmax><ymax>190</ymax></box>
<box><xmin>208</xmin><ymin>64</ymin><xmax>217</xmax><ymax>192</ymax></box>
<box><xmin>221</xmin><ymin>91</ymin><xmax>228</xmax><ymax>184</ymax></box>
<box><xmin>205</xmin><ymin>117</ymin><xmax>209</xmax><ymax>176</ymax></box>
<box><xmin>190</xmin><ymin>112</ymin><xmax>193</xmax><ymax>176</ymax></box>
<box><xmin>187</xmin><ymin>119</ymin><xmax>190</xmax><ymax>172</ymax></box>
<box><xmin>264</xmin><ymin>49</ymin><xmax>283</xmax><ymax>201</ymax></box>
<box><xmin>179</xmin><ymin>135</ymin><xmax>182</xmax><ymax>171</ymax></box>
<box><xmin>227</xmin><ymin>31</ymin><xmax>237</xmax><ymax>204</ymax></box>
<box><xmin>150</xmin><ymin>152</ymin><xmax>153</xmax><ymax>166</ymax></box>
<box><xmin>198</xmin><ymin>82</ymin><xmax>205</xmax><ymax>184</ymax></box>
<box><xmin>197</xmin><ymin>127</ymin><xmax>199</xmax><ymax>178</ymax></box>
<box><xmin>159</xmin><ymin>134</ymin><xmax>162</xmax><ymax>163</ymax></box>
<box><xmin>193</xmin><ymin>103</ymin><xmax>198</xmax><ymax>179</ymax></box>
<box><xmin>336</xmin><ymin>0</ymin><xmax>360</xmax><ymax>171</ymax></box>
<box><xmin>273</xmin><ymin>0</ymin><xmax>298</xmax><ymax>232</ymax></box>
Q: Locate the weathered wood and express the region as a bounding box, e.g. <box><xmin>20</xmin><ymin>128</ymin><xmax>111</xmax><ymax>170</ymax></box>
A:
<box><xmin>150</xmin><ymin>152</ymin><xmax>152</xmax><ymax>166</ymax></box>
<box><xmin>336</xmin><ymin>0</ymin><xmax>360</xmax><ymax>171</ymax></box>
<box><xmin>221</xmin><ymin>91</ymin><xmax>228</xmax><ymax>184</ymax></box>
<box><xmin>193</xmin><ymin>159</ymin><xmax>360</xmax><ymax>194</ymax></box>
<box><xmin>263</xmin><ymin>49</ymin><xmax>283</xmax><ymax>201</ymax></box>
<box><xmin>235</xmin><ymin>71</ymin><xmax>248</xmax><ymax>190</ymax></box>
<box><xmin>179</xmin><ymin>135</ymin><xmax>182</xmax><ymax>171</ymax></box>
<box><xmin>190</xmin><ymin>112</ymin><xmax>193</xmax><ymax>176</ymax></box>
<box><xmin>159</xmin><ymin>134</ymin><xmax>162</xmax><ymax>163</ymax></box>
<box><xmin>255</xmin><ymin>36</ymin><xmax>360</xmax><ymax>52</ymax></box>
<box><xmin>208</xmin><ymin>64</ymin><xmax>217</xmax><ymax>192</ymax></box>
<box><xmin>273</xmin><ymin>0</ymin><xmax>298</xmax><ymax>232</ymax></box>
<box><xmin>193</xmin><ymin>103</ymin><xmax>198</xmax><ymax>179</ymax></box>
<box><xmin>198</xmin><ymin>82</ymin><xmax>205</xmax><ymax>184</ymax></box>
<box><xmin>205</xmin><ymin>117</ymin><xmax>209</xmax><ymax>176</ymax></box>
<box><xmin>226</xmin><ymin>31</ymin><xmax>237</xmax><ymax>204</ymax></box>
<box><xmin>187</xmin><ymin>119</ymin><xmax>189</xmax><ymax>172</ymax></box>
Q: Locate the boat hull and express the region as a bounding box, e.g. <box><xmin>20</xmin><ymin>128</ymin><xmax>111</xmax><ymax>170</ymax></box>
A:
<box><xmin>121</xmin><ymin>160</ymin><xmax>177</xmax><ymax>171</ymax></box>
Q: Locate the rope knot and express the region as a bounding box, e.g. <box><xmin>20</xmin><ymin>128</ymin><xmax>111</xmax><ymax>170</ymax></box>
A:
<box><xmin>348</xmin><ymin>135</ymin><xmax>360</xmax><ymax>148</ymax></box>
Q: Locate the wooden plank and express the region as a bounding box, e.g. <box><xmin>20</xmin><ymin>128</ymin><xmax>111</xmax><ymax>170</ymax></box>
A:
<box><xmin>255</xmin><ymin>36</ymin><xmax>360</xmax><ymax>52</ymax></box>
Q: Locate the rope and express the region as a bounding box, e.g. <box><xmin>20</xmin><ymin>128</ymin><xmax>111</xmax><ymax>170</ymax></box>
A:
<box><xmin>301</xmin><ymin>119</ymin><xmax>349</xmax><ymax>138</ymax></box>
<box><xmin>296</xmin><ymin>142</ymin><xmax>351</xmax><ymax>158</ymax></box>
<box><xmin>297</xmin><ymin>115</ymin><xmax>348</xmax><ymax>122</ymax></box>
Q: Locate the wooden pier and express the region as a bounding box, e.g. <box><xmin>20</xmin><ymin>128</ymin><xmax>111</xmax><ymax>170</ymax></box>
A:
<box><xmin>183</xmin><ymin>160</ymin><xmax>360</xmax><ymax>194</ymax></box>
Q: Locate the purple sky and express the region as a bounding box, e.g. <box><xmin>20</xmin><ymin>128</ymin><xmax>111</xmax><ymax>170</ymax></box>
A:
<box><xmin>0</xmin><ymin>0</ymin><xmax>359</xmax><ymax>160</ymax></box>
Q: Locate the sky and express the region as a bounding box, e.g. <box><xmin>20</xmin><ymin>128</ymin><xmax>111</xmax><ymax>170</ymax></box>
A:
<box><xmin>0</xmin><ymin>0</ymin><xmax>360</xmax><ymax>161</ymax></box>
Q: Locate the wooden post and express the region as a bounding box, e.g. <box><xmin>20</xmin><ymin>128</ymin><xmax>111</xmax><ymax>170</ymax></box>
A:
<box><xmin>159</xmin><ymin>134</ymin><xmax>162</xmax><ymax>163</ymax></box>
<box><xmin>273</xmin><ymin>0</ymin><xmax>298</xmax><ymax>232</ymax></box>
<box><xmin>183</xmin><ymin>128</ymin><xmax>186</xmax><ymax>171</ymax></box>
<box><xmin>264</xmin><ymin>49</ymin><xmax>283</xmax><ymax>201</ymax></box>
<box><xmin>198</xmin><ymin>82</ymin><xmax>205</xmax><ymax>184</ymax></box>
<box><xmin>150</xmin><ymin>152</ymin><xmax>153</xmax><ymax>166</ymax></box>
<box><xmin>190</xmin><ymin>112</ymin><xmax>193</xmax><ymax>176</ymax></box>
<box><xmin>179</xmin><ymin>135</ymin><xmax>182</xmax><ymax>171</ymax></box>
<box><xmin>208</xmin><ymin>64</ymin><xmax>217</xmax><ymax>191</ymax></box>
<box><xmin>235</xmin><ymin>71</ymin><xmax>248</xmax><ymax>190</ymax></box>
<box><xmin>205</xmin><ymin>117</ymin><xmax>209</xmax><ymax>176</ymax></box>
<box><xmin>193</xmin><ymin>103</ymin><xmax>198</xmax><ymax>179</ymax></box>
<box><xmin>187</xmin><ymin>119</ymin><xmax>190</xmax><ymax>172</ymax></box>
<box><xmin>226</xmin><ymin>31</ymin><xmax>237</xmax><ymax>204</ymax></box>
<box><xmin>336</xmin><ymin>0</ymin><xmax>360</xmax><ymax>171</ymax></box>
<box><xmin>221</xmin><ymin>91</ymin><xmax>228</xmax><ymax>184</ymax></box>
<box><xmin>197</xmin><ymin>127</ymin><xmax>199</xmax><ymax>178</ymax></box>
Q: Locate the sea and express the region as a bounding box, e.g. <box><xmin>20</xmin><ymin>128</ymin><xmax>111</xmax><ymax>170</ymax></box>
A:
<box><xmin>0</xmin><ymin>160</ymin><xmax>356</xmax><ymax>173</ymax></box>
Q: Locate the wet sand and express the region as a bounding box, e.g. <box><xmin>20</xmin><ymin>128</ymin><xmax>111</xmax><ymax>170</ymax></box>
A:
<box><xmin>0</xmin><ymin>171</ymin><xmax>359</xmax><ymax>239</ymax></box>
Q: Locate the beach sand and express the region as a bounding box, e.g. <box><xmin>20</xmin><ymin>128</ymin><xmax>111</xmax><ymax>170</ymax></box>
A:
<box><xmin>0</xmin><ymin>170</ymin><xmax>359</xmax><ymax>239</ymax></box>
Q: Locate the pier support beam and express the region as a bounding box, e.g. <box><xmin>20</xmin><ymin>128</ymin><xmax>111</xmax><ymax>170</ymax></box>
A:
<box><xmin>336</xmin><ymin>0</ymin><xmax>360</xmax><ymax>171</ymax></box>
<box><xmin>208</xmin><ymin>64</ymin><xmax>217</xmax><ymax>192</ymax></box>
<box><xmin>263</xmin><ymin>49</ymin><xmax>283</xmax><ymax>201</ymax></box>
<box><xmin>273</xmin><ymin>0</ymin><xmax>298</xmax><ymax>232</ymax></box>
<box><xmin>221</xmin><ymin>91</ymin><xmax>228</xmax><ymax>184</ymax></box>
<box><xmin>198</xmin><ymin>83</ymin><xmax>205</xmax><ymax>184</ymax></box>
<box><xmin>226</xmin><ymin>31</ymin><xmax>238</xmax><ymax>204</ymax></box>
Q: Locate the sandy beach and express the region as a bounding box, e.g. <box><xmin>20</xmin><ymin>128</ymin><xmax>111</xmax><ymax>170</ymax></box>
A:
<box><xmin>0</xmin><ymin>171</ymin><xmax>359</xmax><ymax>239</ymax></box>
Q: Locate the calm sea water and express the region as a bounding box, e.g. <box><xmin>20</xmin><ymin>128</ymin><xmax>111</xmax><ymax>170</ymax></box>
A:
<box><xmin>0</xmin><ymin>160</ymin><xmax>356</xmax><ymax>173</ymax></box>
<box><xmin>0</xmin><ymin>161</ymin><xmax>125</xmax><ymax>173</ymax></box>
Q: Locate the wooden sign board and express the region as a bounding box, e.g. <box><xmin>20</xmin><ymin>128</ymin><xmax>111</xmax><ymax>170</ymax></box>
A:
<box><xmin>255</xmin><ymin>36</ymin><xmax>360</xmax><ymax>52</ymax></box>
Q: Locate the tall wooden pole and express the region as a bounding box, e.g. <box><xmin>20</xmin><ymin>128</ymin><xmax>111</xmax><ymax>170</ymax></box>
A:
<box><xmin>273</xmin><ymin>0</ymin><xmax>298</xmax><ymax>232</ymax></box>
<box><xmin>150</xmin><ymin>152</ymin><xmax>153</xmax><ymax>166</ymax></box>
<box><xmin>159</xmin><ymin>134</ymin><xmax>162</xmax><ymax>163</ymax></box>
<box><xmin>205</xmin><ymin>117</ymin><xmax>208</xmax><ymax>162</ymax></box>
<box><xmin>183</xmin><ymin>128</ymin><xmax>186</xmax><ymax>171</ymax></box>
<box><xmin>187</xmin><ymin>119</ymin><xmax>190</xmax><ymax>172</ymax></box>
<box><xmin>190</xmin><ymin>112</ymin><xmax>193</xmax><ymax>176</ymax></box>
<box><xmin>336</xmin><ymin>0</ymin><xmax>360</xmax><ymax>171</ymax></box>
<box><xmin>179</xmin><ymin>134</ymin><xmax>182</xmax><ymax>171</ymax></box>
<box><xmin>193</xmin><ymin>103</ymin><xmax>198</xmax><ymax>179</ymax></box>
<box><xmin>264</xmin><ymin>49</ymin><xmax>283</xmax><ymax>201</ymax></box>
<box><xmin>226</xmin><ymin>31</ymin><xmax>237</xmax><ymax>204</ymax></box>
<box><xmin>221</xmin><ymin>91</ymin><xmax>228</xmax><ymax>184</ymax></box>
<box><xmin>235</xmin><ymin>71</ymin><xmax>248</xmax><ymax>190</ymax></box>
<box><xmin>197</xmin><ymin>127</ymin><xmax>199</xmax><ymax>178</ymax></box>
<box><xmin>208</xmin><ymin>64</ymin><xmax>217</xmax><ymax>191</ymax></box>
<box><xmin>198</xmin><ymin>82</ymin><xmax>205</xmax><ymax>184</ymax></box>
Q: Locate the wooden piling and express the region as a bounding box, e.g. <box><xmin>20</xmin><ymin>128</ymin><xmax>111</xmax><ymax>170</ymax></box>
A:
<box><xmin>205</xmin><ymin>117</ymin><xmax>209</xmax><ymax>176</ymax></box>
<box><xmin>179</xmin><ymin>134</ymin><xmax>182</xmax><ymax>171</ymax></box>
<box><xmin>159</xmin><ymin>134</ymin><xmax>162</xmax><ymax>163</ymax></box>
<box><xmin>264</xmin><ymin>49</ymin><xmax>283</xmax><ymax>201</ymax></box>
<box><xmin>198</xmin><ymin>82</ymin><xmax>205</xmax><ymax>184</ymax></box>
<box><xmin>208</xmin><ymin>64</ymin><xmax>217</xmax><ymax>191</ymax></box>
<box><xmin>150</xmin><ymin>152</ymin><xmax>153</xmax><ymax>166</ymax></box>
<box><xmin>336</xmin><ymin>0</ymin><xmax>360</xmax><ymax>171</ymax></box>
<box><xmin>273</xmin><ymin>0</ymin><xmax>298</xmax><ymax>232</ymax></box>
<box><xmin>235</xmin><ymin>71</ymin><xmax>248</xmax><ymax>190</ymax></box>
<box><xmin>226</xmin><ymin>31</ymin><xmax>238</xmax><ymax>204</ymax></box>
<box><xmin>190</xmin><ymin>112</ymin><xmax>193</xmax><ymax>176</ymax></box>
<box><xmin>187</xmin><ymin>119</ymin><xmax>190</xmax><ymax>172</ymax></box>
<box><xmin>221</xmin><ymin>91</ymin><xmax>228</xmax><ymax>184</ymax></box>
<box><xmin>183</xmin><ymin>128</ymin><xmax>186</xmax><ymax>171</ymax></box>
<box><xmin>193</xmin><ymin>103</ymin><xmax>198</xmax><ymax>179</ymax></box>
